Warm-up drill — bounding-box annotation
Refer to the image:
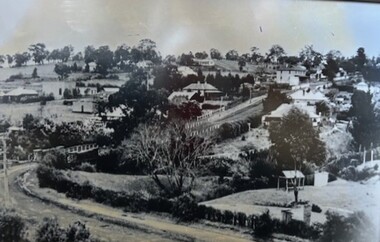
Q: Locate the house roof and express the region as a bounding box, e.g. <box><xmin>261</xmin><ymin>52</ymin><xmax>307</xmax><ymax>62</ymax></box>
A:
<box><xmin>103</xmin><ymin>87</ymin><xmax>120</xmax><ymax>93</ymax></box>
<box><xmin>282</xmin><ymin>170</ymin><xmax>305</xmax><ymax>178</ymax></box>
<box><xmin>5</xmin><ymin>87</ymin><xmax>38</xmax><ymax>96</ymax></box>
<box><xmin>178</xmin><ymin>66</ymin><xmax>197</xmax><ymax>76</ymax></box>
<box><xmin>290</xmin><ymin>89</ymin><xmax>327</xmax><ymax>101</ymax></box>
<box><xmin>183</xmin><ymin>82</ymin><xmax>221</xmax><ymax>92</ymax></box>
<box><xmin>168</xmin><ymin>91</ymin><xmax>197</xmax><ymax>101</ymax></box>
<box><xmin>265</xmin><ymin>103</ymin><xmax>319</xmax><ymax>119</ymax></box>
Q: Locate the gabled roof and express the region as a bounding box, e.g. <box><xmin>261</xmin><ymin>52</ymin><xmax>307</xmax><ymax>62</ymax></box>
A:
<box><xmin>168</xmin><ymin>91</ymin><xmax>197</xmax><ymax>101</ymax></box>
<box><xmin>5</xmin><ymin>87</ymin><xmax>38</xmax><ymax>96</ymax></box>
<box><xmin>282</xmin><ymin>170</ymin><xmax>305</xmax><ymax>178</ymax></box>
<box><xmin>178</xmin><ymin>66</ymin><xmax>197</xmax><ymax>76</ymax></box>
<box><xmin>183</xmin><ymin>82</ymin><xmax>221</xmax><ymax>92</ymax></box>
<box><xmin>290</xmin><ymin>89</ymin><xmax>327</xmax><ymax>101</ymax></box>
<box><xmin>278</xmin><ymin>65</ymin><xmax>307</xmax><ymax>72</ymax></box>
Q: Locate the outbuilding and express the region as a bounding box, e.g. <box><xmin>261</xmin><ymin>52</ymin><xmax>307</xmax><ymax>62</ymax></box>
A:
<box><xmin>277</xmin><ymin>170</ymin><xmax>305</xmax><ymax>192</ymax></box>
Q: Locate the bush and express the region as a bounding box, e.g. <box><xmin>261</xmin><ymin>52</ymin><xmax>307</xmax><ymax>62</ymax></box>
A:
<box><xmin>172</xmin><ymin>193</ymin><xmax>199</xmax><ymax>222</ymax></box>
<box><xmin>0</xmin><ymin>209</ymin><xmax>26</xmax><ymax>242</ymax></box>
<box><xmin>320</xmin><ymin>211</ymin><xmax>375</xmax><ymax>242</ymax></box>
<box><xmin>254</xmin><ymin>210</ymin><xmax>274</xmax><ymax>237</ymax></box>
<box><xmin>36</xmin><ymin>218</ymin><xmax>66</xmax><ymax>242</ymax></box>
<box><xmin>312</xmin><ymin>204</ymin><xmax>322</xmax><ymax>213</ymax></box>
<box><xmin>65</xmin><ymin>221</ymin><xmax>91</xmax><ymax>242</ymax></box>
<box><xmin>75</xmin><ymin>162</ymin><xmax>96</xmax><ymax>172</ymax></box>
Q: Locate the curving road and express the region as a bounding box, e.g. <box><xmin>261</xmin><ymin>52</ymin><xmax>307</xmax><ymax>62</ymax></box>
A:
<box><xmin>0</xmin><ymin>164</ymin><xmax>253</xmax><ymax>242</ymax></box>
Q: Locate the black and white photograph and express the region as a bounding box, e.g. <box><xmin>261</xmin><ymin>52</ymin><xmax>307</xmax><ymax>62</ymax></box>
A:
<box><xmin>0</xmin><ymin>0</ymin><xmax>380</xmax><ymax>241</ymax></box>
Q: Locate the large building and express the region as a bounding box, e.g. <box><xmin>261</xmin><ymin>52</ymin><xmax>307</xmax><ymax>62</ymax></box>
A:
<box><xmin>276</xmin><ymin>66</ymin><xmax>308</xmax><ymax>87</ymax></box>
<box><xmin>0</xmin><ymin>87</ymin><xmax>38</xmax><ymax>103</ymax></box>
<box><xmin>289</xmin><ymin>89</ymin><xmax>328</xmax><ymax>105</ymax></box>
<box><xmin>42</xmin><ymin>81</ymin><xmax>76</xmax><ymax>99</ymax></box>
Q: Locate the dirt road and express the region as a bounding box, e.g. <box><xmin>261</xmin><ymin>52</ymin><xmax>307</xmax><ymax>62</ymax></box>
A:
<box><xmin>1</xmin><ymin>164</ymin><xmax>253</xmax><ymax>242</ymax></box>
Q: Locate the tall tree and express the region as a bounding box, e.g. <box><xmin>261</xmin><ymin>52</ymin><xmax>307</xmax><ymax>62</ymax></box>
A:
<box><xmin>28</xmin><ymin>43</ymin><xmax>49</xmax><ymax>64</ymax></box>
<box><xmin>54</xmin><ymin>63</ymin><xmax>71</xmax><ymax>79</ymax></box>
<box><xmin>60</xmin><ymin>45</ymin><xmax>74</xmax><ymax>62</ymax></box>
<box><xmin>250</xmin><ymin>47</ymin><xmax>263</xmax><ymax>64</ymax></box>
<box><xmin>94</xmin><ymin>46</ymin><xmax>114</xmax><ymax>75</ymax></box>
<box><xmin>6</xmin><ymin>55</ymin><xmax>13</xmax><ymax>67</ymax></box>
<box><xmin>322</xmin><ymin>57</ymin><xmax>339</xmax><ymax>83</ymax></box>
<box><xmin>349</xmin><ymin>90</ymin><xmax>379</xmax><ymax>149</ymax></box>
<box><xmin>0</xmin><ymin>55</ymin><xmax>5</xmax><ymax>67</ymax></box>
<box><xmin>13</xmin><ymin>52</ymin><xmax>31</xmax><ymax>67</ymax></box>
<box><xmin>225</xmin><ymin>50</ymin><xmax>239</xmax><ymax>60</ymax></box>
<box><xmin>194</xmin><ymin>51</ymin><xmax>208</xmax><ymax>59</ymax></box>
<box><xmin>210</xmin><ymin>48</ymin><xmax>222</xmax><ymax>60</ymax></box>
<box><xmin>299</xmin><ymin>45</ymin><xmax>323</xmax><ymax>69</ymax></box>
<box><xmin>114</xmin><ymin>44</ymin><xmax>130</xmax><ymax>69</ymax></box>
<box><xmin>267</xmin><ymin>45</ymin><xmax>285</xmax><ymax>63</ymax></box>
<box><xmin>354</xmin><ymin>47</ymin><xmax>367</xmax><ymax>71</ymax></box>
<box><xmin>269</xmin><ymin>107</ymin><xmax>326</xmax><ymax>171</ymax></box>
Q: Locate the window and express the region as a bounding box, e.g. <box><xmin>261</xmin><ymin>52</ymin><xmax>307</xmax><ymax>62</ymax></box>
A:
<box><xmin>59</xmin><ymin>88</ymin><xmax>62</xmax><ymax>95</ymax></box>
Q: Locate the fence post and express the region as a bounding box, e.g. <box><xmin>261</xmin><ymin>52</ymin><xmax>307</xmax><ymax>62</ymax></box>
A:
<box><xmin>363</xmin><ymin>148</ymin><xmax>366</xmax><ymax>164</ymax></box>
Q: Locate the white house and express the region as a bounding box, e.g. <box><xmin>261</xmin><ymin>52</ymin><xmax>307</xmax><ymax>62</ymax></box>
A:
<box><xmin>178</xmin><ymin>66</ymin><xmax>197</xmax><ymax>76</ymax></box>
<box><xmin>262</xmin><ymin>103</ymin><xmax>321</xmax><ymax>127</ymax></box>
<box><xmin>289</xmin><ymin>89</ymin><xmax>328</xmax><ymax>105</ymax></box>
<box><xmin>192</xmin><ymin>58</ymin><xmax>215</xmax><ymax>67</ymax></box>
<box><xmin>276</xmin><ymin>66</ymin><xmax>308</xmax><ymax>87</ymax></box>
<box><xmin>1</xmin><ymin>87</ymin><xmax>38</xmax><ymax>102</ymax></box>
<box><xmin>136</xmin><ymin>60</ymin><xmax>154</xmax><ymax>69</ymax></box>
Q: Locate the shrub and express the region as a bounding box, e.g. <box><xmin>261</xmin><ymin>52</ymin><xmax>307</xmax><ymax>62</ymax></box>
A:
<box><xmin>65</xmin><ymin>221</ymin><xmax>91</xmax><ymax>242</ymax></box>
<box><xmin>320</xmin><ymin>211</ymin><xmax>375</xmax><ymax>242</ymax></box>
<box><xmin>312</xmin><ymin>204</ymin><xmax>322</xmax><ymax>213</ymax></box>
<box><xmin>0</xmin><ymin>209</ymin><xmax>26</xmax><ymax>242</ymax></box>
<box><xmin>172</xmin><ymin>193</ymin><xmax>199</xmax><ymax>222</ymax></box>
<box><xmin>76</xmin><ymin>162</ymin><xmax>96</xmax><ymax>172</ymax></box>
<box><xmin>205</xmin><ymin>183</ymin><xmax>234</xmax><ymax>200</ymax></box>
<box><xmin>254</xmin><ymin>210</ymin><xmax>274</xmax><ymax>237</ymax></box>
<box><xmin>36</xmin><ymin>218</ymin><xmax>66</xmax><ymax>242</ymax></box>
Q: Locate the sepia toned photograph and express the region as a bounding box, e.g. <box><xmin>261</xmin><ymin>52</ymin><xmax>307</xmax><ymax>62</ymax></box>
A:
<box><xmin>0</xmin><ymin>0</ymin><xmax>380</xmax><ymax>241</ymax></box>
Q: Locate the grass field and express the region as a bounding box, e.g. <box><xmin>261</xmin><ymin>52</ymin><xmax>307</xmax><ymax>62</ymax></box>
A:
<box><xmin>0</xmin><ymin>99</ymin><xmax>92</xmax><ymax>124</ymax></box>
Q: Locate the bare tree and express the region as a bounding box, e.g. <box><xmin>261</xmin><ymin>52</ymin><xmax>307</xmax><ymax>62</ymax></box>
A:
<box><xmin>125</xmin><ymin>122</ymin><xmax>212</xmax><ymax>197</ymax></box>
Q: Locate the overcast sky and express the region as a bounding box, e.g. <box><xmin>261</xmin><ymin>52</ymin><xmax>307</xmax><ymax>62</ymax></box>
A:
<box><xmin>0</xmin><ymin>0</ymin><xmax>379</xmax><ymax>58</ymax></box>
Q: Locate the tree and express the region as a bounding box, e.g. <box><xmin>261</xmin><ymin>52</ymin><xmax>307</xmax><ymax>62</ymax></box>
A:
<box><xmin>13</xmin><ymin>52</ymin><xmax>31</xmax><ymax>67</ymax></box>
<box><xmin>168</xmin><ymin>102</ymin><xmax>202</xmax><ymax>120</ymax></box>
<box><xmin>6</xmin><ymin>55</ymin><xmax>13</xmax><ymax>67</ymax></box>
<box><xmin>349</xmin><ymin>90</ymin><xmax>379</xmax><ymax>149</ymax></box>
<box><xmin>84</xmin><ymin>45</ymin><xmax>96</xmax><ymax>64</ymax></box>
<box><xmin>0</xmin><ymin>55</ymin><xmax>5</xmax><ymax>67</ymax></box>
<box><xmin>32</xmin><ymin>67</ymin><xmax>39</xmax><ymax>78</ymax></box>
<box><xmin>225</xmin><ymin>50</ymin><xmax>239</xmax><ymax>60</ymax></box>
<box><xmin>267</xmin><ymin>45</ymin><xmax>285</xmax><ymax>63</ymax></box>
<box><xmin>60</xmin><ymin>45</ymin><xmax>74</xmax><ymax>62</ymax></box>
<box><xmin>263</xmin><ymin>86</ymin><xmax>290</xmax><ymax>112</ymax></box>
<box><xmin>354</xmin><ymin>47</ymin><xmax>367</xmax><ymax>71</ymax></box>
<box><xmin>28</xmin><ymin>43</ymin><xmax>49</xmax><ymax>64</ymax></box>
<box><xmin>210</xmin><ymin>48</ymin><xmax>222</xmax><ymax>60</ymax></box>
<box><xmin>0</xmin><ymin>209</ymin><xmax>26</xmax><ymax>242</ymax></box>
<box><xmin>125</xmin><ymin>122</ymin><xmax>212</xmax><ymax>197</ymax></box>
<box><xmin>137</xmin><ymin>39</ymin><xmax>161</xmax><ymax>63</ymax></box>
<box><xmin>299</xmin><ymin>45</ymin><xmax>323</xmax><ymax>69</ymax></box>
<box><xmin>94</xmin><ymin>45</ymin><xmax>113</xmax><ymax>75</ymax></box>
<box><xmin>47</xmin><ymin>49</ymin><xmax>60</xmax><ymax>63</ymax></box>
<box><xmin>179</xmin><ymin>52</ymin><xmax>194</xmax><ymax>66</ymax></box>
<box><xmin>54</xmin><ymin>63</ymin><xmax>71</xmax><ymax>79</ymax></box>
<box><xmin>72</xmin><ymin>52</ymin><xmax>83</xmax><ymax>61</ymax></box>
<box><xmin>106</xmin><ymin>72</ymin><xmax>169</xmax><ymax>143</ymax></box>
<box><xmin>269</xmin><ymin>107</ymin><xmax>326</xmax><ymax>171</ymax></box>
<box><xmin>250</xmin><ymin>47</ymin><xmax>263</xmax><ymax>64</ymax></box>
<box><xmin>194</xmin><ymin>51</ymin><xmax>208</xmax><ymax>59</ymax></box>
<box><xmin>278</xmin><ymin>56</ymin><xmax>300</xmax><ymax>66</ymax></box>
<box><xmin>114</xmin><ymin>44</ymin><xmax>131</xmax><ymax>69</ymax></box>
<box><xmin>238</xmin><ymin>58</ymin><xmax>246</xmax><ymax>71</ymax></box>
<box><xmin>322</xmin><ymin>57</ymin><xmax>339</xmax><ymax>82</ymax></box>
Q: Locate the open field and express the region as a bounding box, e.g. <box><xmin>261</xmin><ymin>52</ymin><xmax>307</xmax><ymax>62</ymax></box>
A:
<box><xmin>0</xmin><ymin>99</ymin><xmax>92</xmax><ymax>124</ymax></box>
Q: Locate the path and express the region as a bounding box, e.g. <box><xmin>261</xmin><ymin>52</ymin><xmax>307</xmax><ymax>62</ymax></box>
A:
<box><xmin>2</xmin><ymin>164</ymin><xmax>253</xmax><ymax>242</ymax></box>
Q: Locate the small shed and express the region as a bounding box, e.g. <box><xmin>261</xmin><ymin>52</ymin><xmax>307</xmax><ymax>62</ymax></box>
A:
<box><xmin>277</xmin><ymin>170</ymin><xmax>305</xmax><ymax>192</ymax></box>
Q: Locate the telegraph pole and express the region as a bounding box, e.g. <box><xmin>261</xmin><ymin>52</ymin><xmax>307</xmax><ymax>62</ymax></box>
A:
<box><xmin>1</xmin><ymin>135</ymin><xmax>10</xmax><ymax>207</ymax></box>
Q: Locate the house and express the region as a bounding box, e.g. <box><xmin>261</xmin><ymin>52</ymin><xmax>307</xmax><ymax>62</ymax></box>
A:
<box><xmin>42</xmin><ymin>81</ymin><xmax>75</xmax><ymax>99</ymax></box>
<box><xmin>183</xmin><ymin>81</ymin><xmax>223</xmax><ymax>100</ymax></box>
<box><xmin>276</xmin><ymin>65</ymin><xmax>308</xmax><ymax>87</ymax></box>
<box><xmin>262</xmin><ymin>103</ymin><xmax>321</xmax><ymax>127</ymax></box>
<box><xmin>289</xmin><ymin>89</ymin><xmax>328</xmax><ymax>105</ymax></box>
<box><xmin>72</xmin><ymin>100</ymin><xmax>95</xmax><ymax>113</ymax></box>
<box><xmin>168</xmin><ymin>91</ymin><xmax>198</xmax><ymax>105</ymax></box>
<box><xmin>1</xmin><ymin>87</ymin><xmax>38</xmax><ymax>103</ymax></box>
<box><xmin>192</xmin><ymin>58</ymin><xmax>215</xmax><ymax>67</ymax></box>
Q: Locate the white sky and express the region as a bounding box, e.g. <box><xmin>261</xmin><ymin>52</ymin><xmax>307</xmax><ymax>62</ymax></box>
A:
<box><xmin>0</xmin><ymin>0</ymin><xmax>379</xmax><ymax>58</ymax></box>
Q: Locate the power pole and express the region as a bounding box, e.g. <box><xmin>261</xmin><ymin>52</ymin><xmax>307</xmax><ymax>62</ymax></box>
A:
<box><xmin>1</xmin><ymin>135</ymin><xmax>10</xmax><ymax>207</ymax></box>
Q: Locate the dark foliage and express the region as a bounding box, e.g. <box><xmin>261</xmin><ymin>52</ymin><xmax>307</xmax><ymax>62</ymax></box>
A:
<box><xmin>0</xmin><ymin>209</ymin><xmax>26</xmax><ymax>242</ymax></box>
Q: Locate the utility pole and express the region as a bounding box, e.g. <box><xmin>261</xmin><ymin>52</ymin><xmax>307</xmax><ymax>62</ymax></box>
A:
<box><xmin>1</xmin><ymin>135</ymin><xmax>10</xmax><ymax>207</ymax></box>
